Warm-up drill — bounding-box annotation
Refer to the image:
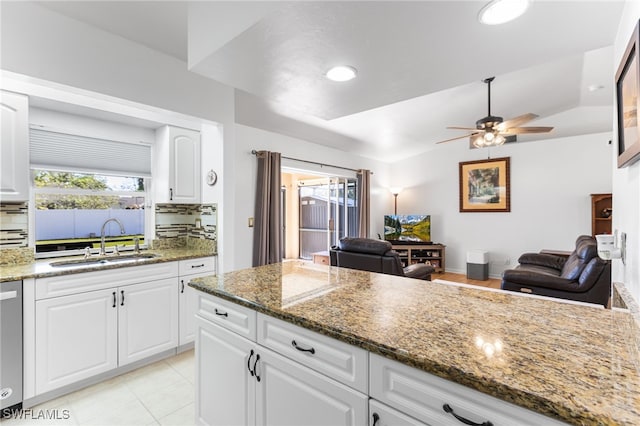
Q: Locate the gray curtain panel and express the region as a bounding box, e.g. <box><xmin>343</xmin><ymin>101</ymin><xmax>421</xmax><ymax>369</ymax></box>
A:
<box><xmin>252</xmin><ymin>150</ymin><xmax>282</xmax><ymax>266</ymax></box>
<box><xmin>357</xmin><ymin>169</ymin><xmax>371</xmax><ymax>238</ymax></box>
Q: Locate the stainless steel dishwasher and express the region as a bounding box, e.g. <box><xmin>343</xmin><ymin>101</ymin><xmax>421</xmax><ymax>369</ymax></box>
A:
<box><xmin>0</xmin><ymin>280</ymin><xmax>22</xmax><ymax>414</ymax></box>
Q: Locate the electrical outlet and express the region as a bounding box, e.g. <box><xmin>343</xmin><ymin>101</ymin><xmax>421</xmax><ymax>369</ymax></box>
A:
<box><xmin>248</xmin><ymin>217</ymin><xmax>254</xmax><ymax>227</ymax></box>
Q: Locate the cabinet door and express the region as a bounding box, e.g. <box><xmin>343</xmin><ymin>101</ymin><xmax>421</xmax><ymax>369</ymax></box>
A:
<box><xmin>0</xmin><ymin>90</ymin><xmax>29</xmax><ymax>201</ymax></box>
<box><xmin>169</xmin><ymin>127</ymin><xmax>201</xmax><ymax>203</ymax></box>
<box><xmin>178</xmin><ymin>277</ymin><xmax>199</xmax><ymax>345</ymax></box>
<box><xmin>255</xmin><ymin>346</ymin><xmax>368</xmax><ymax>426</ymax></box>
<box><xmin>118</xmin><ymin>278</ymin><xmax>179</xmax><ymax>366</ymax></box>
<box><xmin>369</xmin><ymin>400</ymin><xmax>428</xmax><ymax>426</ymax></box>
<box><xmin>35</xmin><ymin>289</ymin><xmax>118</xmax><ymax>394</ymax></box>
<box><xmin>195</xmin><ymin>317</ymin><xmax>255</xmax><ymax>426</ymax></box>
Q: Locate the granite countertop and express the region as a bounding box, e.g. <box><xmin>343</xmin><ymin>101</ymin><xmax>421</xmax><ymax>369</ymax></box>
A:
<box><xmin>189</xmin><ymin>261</ymin><xmax>640</xmax><ymax>426</ymax></box>
<box><xmin>0</xmin><ymin>248</ymin><xmax>216</xmax><ymax>282</ymax></box>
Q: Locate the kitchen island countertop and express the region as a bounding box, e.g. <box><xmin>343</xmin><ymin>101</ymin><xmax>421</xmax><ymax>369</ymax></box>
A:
<box><xmin>189</xmin><ymin>261</ymin><xmax>640</xmax><ymax>426</ymax></box>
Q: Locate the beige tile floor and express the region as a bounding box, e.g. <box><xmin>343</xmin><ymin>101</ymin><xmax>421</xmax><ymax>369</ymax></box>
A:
<box><xmin>1</xmin><ymin>350</ymin><xmax>195</xmax><ymax>426</ymax></box>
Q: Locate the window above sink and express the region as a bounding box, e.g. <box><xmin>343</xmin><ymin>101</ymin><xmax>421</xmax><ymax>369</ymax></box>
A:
<box><xmin>33</xmin><ymin>169</ymin><xmax>148</xmax><ymax>257</ymax></box>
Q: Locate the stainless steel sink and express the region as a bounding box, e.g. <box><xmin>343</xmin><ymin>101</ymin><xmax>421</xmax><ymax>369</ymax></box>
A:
<box><xmin>50</xmin><ymin>253</ymin><xmax>159</xmax><ymax>268</ymax></box>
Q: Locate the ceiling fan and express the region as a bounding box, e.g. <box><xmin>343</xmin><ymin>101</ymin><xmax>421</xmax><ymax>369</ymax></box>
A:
<box><xmin>436</xmin><ymin>77</ymin><xmax>553</xmax><ymax>148</ymax></box>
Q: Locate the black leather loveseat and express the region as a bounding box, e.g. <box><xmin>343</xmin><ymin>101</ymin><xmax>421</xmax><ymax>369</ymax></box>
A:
<box><xmin>329</xmin><ymin>237</ymin><xmax>434</xmax><ymax>280</ymax></box>
<box><xmin>501</xmin><ymin>235</ymin><xmax>611</xmax><ymax>307</ymax></box>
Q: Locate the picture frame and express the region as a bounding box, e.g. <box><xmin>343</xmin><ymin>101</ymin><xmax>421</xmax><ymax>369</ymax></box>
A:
<box><xmin>616</xmin><ymin>19</ymin><xmax>640</xmax><ymax>168</ymax></box>
<box><xmin>459</xmin><ymin>157</ymin><xmax>510</xmax><ymax>212</ymax></box>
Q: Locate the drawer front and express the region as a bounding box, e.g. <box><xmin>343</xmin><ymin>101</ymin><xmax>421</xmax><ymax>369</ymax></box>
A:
<box><xmin>370</xmin><ymin>354</ymin><xmax>567</xmax><ymax>426</ymax></box>
<box><xmin>35</xmin><ymin>261</ymin><xmax>179</xmax><ymax>300</ymax></box>
<box><xmin>369</xmin><ymin>400</ymin><xmax>427</xmax><ymax>426</ymax></box>
<box><xmin>257</xmin><ymin>313</ymin><xmax>368</xmax><ymax>393</ymax></box>
<box><xmin>196</xmin><ymin>292</ymin><xmax>256</xmax><ymax>341</ymax></box>
<box><xmin>179</xmin><ymin>257</ymin><xmax>216</xmax><ymax>276</ymax></box>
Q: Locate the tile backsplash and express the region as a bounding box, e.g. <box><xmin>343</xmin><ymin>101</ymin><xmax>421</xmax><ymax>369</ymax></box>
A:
<box><xmin>0</xmin><ymin>202</ymin><xmax>29</xmax><ymax>249</ymax></box>
<box><xmin>155</xmin><ymin>203</ymin><xmax>217</xmax><ymax>242</ymax></box>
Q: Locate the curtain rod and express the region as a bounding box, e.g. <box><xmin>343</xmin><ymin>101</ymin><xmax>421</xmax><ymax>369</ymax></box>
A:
<box><xmin>251</xmin><ymin>150</ymin><xmax>372</xmax><ymax>174</ymax></box>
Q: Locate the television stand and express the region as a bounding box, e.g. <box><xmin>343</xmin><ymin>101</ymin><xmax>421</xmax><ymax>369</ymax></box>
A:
<box><xmin>390</xmin><ymin>243</ymin><xmax>446</xmax><ymax>273</ymax></box>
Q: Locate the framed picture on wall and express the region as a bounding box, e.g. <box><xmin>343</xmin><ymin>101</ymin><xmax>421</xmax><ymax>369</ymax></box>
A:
<box><xmin>616</xmin><ymin>19</ymin><xmax>640</xmax><ymax>168</ymax></box>
<box><xmin>459</xmin><ymin>157</ymin><xmax>510</xmax><ymax>212</ymax></box>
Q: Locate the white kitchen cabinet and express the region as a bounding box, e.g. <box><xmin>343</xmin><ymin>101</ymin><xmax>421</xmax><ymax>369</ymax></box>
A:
<box><xmin>370</xmin><ymin>353</ymin><xmax>567</xmax><ymax>426</ymax></box>
<box><xmin>255</xmin><ymin>347</ymin><xmax>368</xmax><ymax>426</ymax></box>
<box><xmin>179</xmin><ymin>257</ymin><xmax>216</xmax><ymax>346</ymax></box>
<box><xmin>155</xmin><ymin>125</ymin><xmax>201</xmax><ymax>203</ymax></box>
<box><xmin>195</xmin><ymin>292</ymin><xmax>368</xmax><ymax>426</ymax></box>
<box><xmin>0</xmin><ymin>90</ymin><xmax>29</xmax><ymax>201</ymax></box>
<box><xmin>195</xmin><ymin>315</ymin><xmax>256</xmax><ymax>426</ymax></box>
<box><xmin>118</xmin><ymin>278</ymin><xmax>179</xmax><ymax>366</ymax></box>
<box><xmin>34</xmin><ymin>265</ymin><xmax>180</xmax><ymax>395</ymax></box>
<box><xmin>35</xmin><ymin>288</ymin><xmax>118</xmax><ymax>394</ymax></box>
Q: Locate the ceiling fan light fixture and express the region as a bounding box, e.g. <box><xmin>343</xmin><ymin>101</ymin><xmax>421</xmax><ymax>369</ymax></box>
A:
<box><xmin>478</xmin><ymin>0</ymin><xmax>531</xmax><ymax>25</ymax></box>
<box><xmin>325</xmin><ymin>65</ymin><xmax>357</xmax><ymax>82</ymax></box>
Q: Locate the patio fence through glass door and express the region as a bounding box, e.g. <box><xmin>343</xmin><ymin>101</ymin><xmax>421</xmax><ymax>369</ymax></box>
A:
<box><xmin>299</xmin><ymin>177</ymin><xmax>358</xmax><ymax>259</ymax></box>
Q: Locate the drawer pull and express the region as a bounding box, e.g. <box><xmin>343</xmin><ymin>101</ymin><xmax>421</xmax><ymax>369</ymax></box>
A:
<box><xmin>191</xmin><ymin>264</ymin><xmax>205</xmax><ymax>269</ymax></box>
<box><xmin>372</xmin><ymin>412</ymin><xmax>380</xmax><ymax>426</ymax></box>
<box><xmin>291</xmin><ymin>340</ymin><xmax>315</xmax><ymax>354</ymax></box>
<box><xmin>214</xmin><ymin>308</ymin><xmax>228</xmax><ymax>317</ymax></box>
<box><xmin>443</xmin><ymin>404</ymin><xmax>493</xmax><ymax>426</ymax></box>
<box><xmin>247</xmin><ymin>350</ymin><xmax>255</xmax><ymax>376</ymax></box>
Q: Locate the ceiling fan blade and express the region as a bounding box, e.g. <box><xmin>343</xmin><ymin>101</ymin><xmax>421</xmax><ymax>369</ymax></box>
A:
<box><xmin>446</xmin><ymin>126</ymin><xmax>477</xmax><ymax>130</ymax></box>
<box><xmin>498</xmin><ymin>113</ymin><xmax>539</xmax><ymax>130</ymax></box>
<box><xmin>435</xmin><ymin>133</ymin><xmax>479</xmax><ymax>144</ymax></box>
<box><xmin>502</xmin><ymin>126</ymin><xmax>554</xmax><ymax>134</ymax></box>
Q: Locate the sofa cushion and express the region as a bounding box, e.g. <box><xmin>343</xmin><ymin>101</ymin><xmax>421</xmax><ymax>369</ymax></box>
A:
<box><xmin>338</xmin><ymin>237</ymin><xmax>392</xmax><ymax>255</ymax></box>
<box><xmin>517</xmin><ymin>253</ymin><xmax>566</xmax><ymax>271</ymax></box>
<box><xmin>560</xmin><ymin>238</ymin><xmax>597</xmax><ymax>280</ymax></box>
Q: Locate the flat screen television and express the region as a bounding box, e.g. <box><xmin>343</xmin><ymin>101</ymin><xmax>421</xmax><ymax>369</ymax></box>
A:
<box><xmin>384</xmin><ymin>215</ymin><xmax>431</xmax><ymax>243</ymax></box>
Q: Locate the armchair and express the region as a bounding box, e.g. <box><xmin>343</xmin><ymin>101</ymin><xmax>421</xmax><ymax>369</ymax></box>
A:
<box><xmin>330</xmin><ymin>237</ymin><xmax>434</xmax><ymax>280</ymax></box>
<box><xmin>501</xmin><ymin>235</ymin><xmax>611</xmax><ymax>307</ymax></box>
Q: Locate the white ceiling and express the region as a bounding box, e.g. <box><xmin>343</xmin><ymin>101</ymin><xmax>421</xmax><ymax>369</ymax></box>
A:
<box><xmin>37</xmin><ymin>1</ymin><xmax>625</xmax><ymax>162</ymax></box>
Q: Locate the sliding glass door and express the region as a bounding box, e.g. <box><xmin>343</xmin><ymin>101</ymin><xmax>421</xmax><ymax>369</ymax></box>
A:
<box><xmin>298</xmin><ymin>177</ymin><xmax>358</xmax><ymax>259</ymax></box>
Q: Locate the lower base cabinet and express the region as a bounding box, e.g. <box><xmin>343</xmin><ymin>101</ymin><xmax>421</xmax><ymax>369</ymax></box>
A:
<box><xmin>196</xmin><ymin>315</ymin><xmax>256</xmax><ymax>426</ymax></box>
<box><xmin>35</xmin><ymin>288</ymin><xmax>118</xmax><ymax>393</ymax></box>
<box><xmin>195</xmin><ymin>314</ymin><xmax>368</xmax><ymax>426</ymax></box>
<box><xmin>35</xmin><ymin>278</ymin><xmax>178</xmax><ymax>394</ymax></box>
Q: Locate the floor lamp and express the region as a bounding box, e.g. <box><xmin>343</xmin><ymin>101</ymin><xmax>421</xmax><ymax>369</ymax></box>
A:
<box><xmin>389</xmin><ymin>187</ymin><xmax>403</xmax><ymax>215</ymax></box>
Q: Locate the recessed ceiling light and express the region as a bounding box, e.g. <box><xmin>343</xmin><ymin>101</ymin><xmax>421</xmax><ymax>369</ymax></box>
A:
<box><xmin>478</xmin><ymin>0</ymin><xmax>530</xmax><ymax>25</ymax></box>
<box><xmin>325</xmin><ymin>66</ymin><xmax>357</xmax><ymax>82</ymax></box>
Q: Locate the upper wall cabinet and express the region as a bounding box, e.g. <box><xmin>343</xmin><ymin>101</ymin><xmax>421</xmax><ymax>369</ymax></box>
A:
<box><xmin>0</xmin><ymin>90</ymin><xmax>30</xmax><ymax>202</ymax></box>
<box><xmin>154</xmin><ymin>125</ymin><xmax>201</xmax><ymax>203</ymax></box>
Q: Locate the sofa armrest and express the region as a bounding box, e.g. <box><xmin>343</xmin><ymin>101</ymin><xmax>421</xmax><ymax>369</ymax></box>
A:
<box><xmin>502</xmin><ymin>269</ymin><xmax>577</xmax><ymax>291</ymax></box>
<box><xmin>517</xmin><ymin>253</ymin><xmax>566</xmax><ymax>271</ymax></box>
<box><xmin>403</xmin><ymin>263</ymin><xmax>434</xmax><ymax>280</ymax></box>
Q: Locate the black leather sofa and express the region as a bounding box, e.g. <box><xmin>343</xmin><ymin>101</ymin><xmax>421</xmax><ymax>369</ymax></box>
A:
<box><xmin>501</xmin><ymin>235</ymin><xmax>611</xmax><ymax>307</ymax></box>
<box><xmin>329</xmin><ymin>237</ymin><xmax>434</xmax><ymax>280</ymax></box>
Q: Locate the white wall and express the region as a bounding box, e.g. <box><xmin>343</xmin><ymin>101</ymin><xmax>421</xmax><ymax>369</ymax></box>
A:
<box><xmin>390</xmin><ymin>133</ymin><xmax>613</xmax><ymax>277</ymax></box>
<box><xmin>232</xmin><ymin>124</ymin><xmax>390</xmax><ymax>271</ymax></box>
<box><xmin>612</xmin><ymin>2</ymin><xmax>640</xmax><ymax>304</ymax></box>
<box><xmin>0</xmin><ymin>2</ymin><xmax>233</xmax><ymax>125</ymax></box>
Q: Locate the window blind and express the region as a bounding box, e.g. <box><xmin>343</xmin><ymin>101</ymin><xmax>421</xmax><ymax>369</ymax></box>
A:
<box><xmin>30</xmin><ymin>128</ymin><xmax>152</xmax><ymax>177</ymax></box>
